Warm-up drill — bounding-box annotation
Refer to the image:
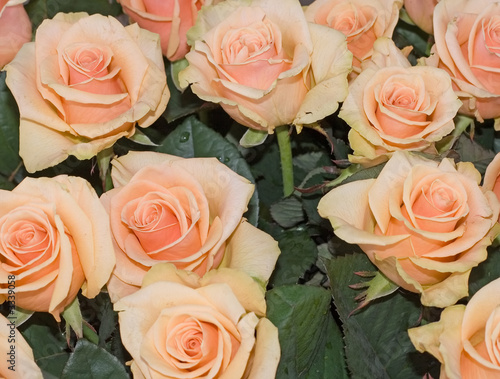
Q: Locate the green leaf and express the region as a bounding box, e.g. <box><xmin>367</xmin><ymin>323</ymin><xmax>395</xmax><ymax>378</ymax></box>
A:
<box><xmin>61</xmin><ymin>339</ymin><xmax>128</xmax><ymax>379</ymax></box>
<box><xmin>19</xmin><ymin>313</ymin><xmax>70</xmax><ymax>378</ymax></box>
<box><xmin>10</xmin><ymin>307</ymin><xmax>34</xmax><ymax>327</ymax></box>
<box><xmin>26</xmin><ymin>0</ymin><xmax>122</xmax><ymax>30</ymax></box>
<box><xmin>264</xmin><ymin>226</ymin><xmax>318</xmax><ymax>287</ymax></box>
<box><xmin>0</xmin><ymin>71</ymin><xmax>21</xmax><ymax>178</ymax></box>
<box><xmin>156</xmin><ymin>116</ymin><xmax>259</xmax><ymax>225</ymax></box>
<box><xmin>0</xmin><ymin>174</ymin><xmax>15</xmax><ymax>190</ymax></box>
<box><xmin>240</xmin><ymin>128</ymin><xmax>268</xmax><ymax>148</ymax></box>
<box><xmin>453</xmin><ymin>133</ymin><xmax>496</xmax><ymax>174</ymax></box>
<box><xmin>468</xmin><ymin>245</ymin><xmax>500</xmax><ymax>298</ymax></box>
<box><xmin>327</xmin><ymin>252</ymin><xmax>438</xmax><ymax>379</ymax></box>
<box><xmin>267</xmin><ymin>285</ymin><xmax>347</xmax><ymax>379</ymax></box>
<box><xmin>270</xmin><ymin>196</ymin><xmax>305</xmax><ymax>228</ymax></box>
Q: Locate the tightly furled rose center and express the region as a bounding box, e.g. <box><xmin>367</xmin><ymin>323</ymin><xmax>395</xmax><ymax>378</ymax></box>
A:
<box><xmin>375</xmin><ymin>74</ymin><xmax>431</xmax><ymax>138</ymax></box>
<box><xmin>3</xmin><ymin>209</ymin><xmax>53</xmax><ymax>265</ymax></box>
<box><xmin>217</xmin><ymin>15</ymin><xmax>292</xmax><ymax>90</ymax></box>
<box><xmin>325</xmin><ymin>3</ymin><xmax>377</xmax><ymax>41</ymax></box>
<box><xmin>120</xmin><ymin>186</ymin><xmax>202</xmax><ymax>259</ymax></box>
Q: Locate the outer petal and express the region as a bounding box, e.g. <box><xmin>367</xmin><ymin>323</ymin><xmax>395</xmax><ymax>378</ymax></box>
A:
<box><xmin>293</xmin><ymin>23</ymin><xmax>352</xmax><ymax>127</ymax></box>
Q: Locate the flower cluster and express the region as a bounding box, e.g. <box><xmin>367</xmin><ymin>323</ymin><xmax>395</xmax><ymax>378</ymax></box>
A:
<box><xmin>3</xmin><ymin>0</ymin><xmax>500</xmax><ymax>377</ymax></box>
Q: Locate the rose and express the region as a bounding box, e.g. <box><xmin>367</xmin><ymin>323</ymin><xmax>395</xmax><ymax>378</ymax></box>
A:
<box><xmin>179</xmin><ymin>0</ymin><xmax>352</xmax><ymax>132</ymax></box>
<box><xmin>101</xmin><ymin>151</ymin><xmax>280</xmax><ymax>302</ymax></box>
<box><xmin>318</xmin><ymin>151</ymin><xmax>500</xmax><ymax>307</ymax></box>
<box><xmin>427</xmin><ymin>0</ymin><xmax>500</xmax><ymax>122</ymax></box>
<box><xmin>403</xmin><ymin>0</ymin><xmax>439</xmax><ymax>35</ymax></box>
<box><xmin>117</xmin><ymin>0</ymin><xmax>221</xmax><ymax>62</ymax></box>
<box><xmin>339</xmin><ymin>38</ymin><xmax>462</xmax><ymax>166</ymax></box>
<box><xmin>4</xmin><ymin>12</ymin><xmax>170</xmax><ymax>173</ymax></box>
<box><xmin>0</xmin><ymin>175</ymin><xmax>115</xmax><ymax>319</ymax></box>
<box><xmin>483</xmin><ymin>152</ymin><xmax>500</xmax><ymax>221</ymax></box>
<box><xmin>304</xmin><ymin>0</ymin><xmax>402</xmax><ymax>75</ymax></box>
<box><xmin>409</xmin><ymin>277</ymin><xmax>500</xmax><ymax>378</ymax></box>
<box><xmin>115</xmin><ymin>264</ymin><xmax>280</xmax><ymax>379</ymax></box>
<box><xmin>0</xmin><ymin>314</ymin><xmax>43</xmax><ymax>378</ymax></box>
<box><xmin>0</xmin><ymin>0</ymin><xmax>31</xmax><ymax>68</ymax></box>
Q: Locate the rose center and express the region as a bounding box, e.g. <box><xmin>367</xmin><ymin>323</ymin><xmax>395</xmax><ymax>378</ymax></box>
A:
<box><xmin>222</xmin><ymin>18</ymin><xmax>278</xmax><ymax>64</ymax></box>
<box><xmin>484</xmin><ymin>15</ymin><xmax>500</xmax><ymax>55</ymax></box>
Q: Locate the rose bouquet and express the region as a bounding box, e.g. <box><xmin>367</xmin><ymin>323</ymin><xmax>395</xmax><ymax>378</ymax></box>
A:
<box><xmin>2</xmin><ymin>0</ymin><xmax>500</xmax><ymax>378</ymax></box>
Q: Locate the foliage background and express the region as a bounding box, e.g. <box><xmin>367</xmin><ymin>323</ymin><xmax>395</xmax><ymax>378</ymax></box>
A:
<box><xmin>1</xmin><ymin>0</ymin><xmax>500</xmax><ymax>378</ymax></box>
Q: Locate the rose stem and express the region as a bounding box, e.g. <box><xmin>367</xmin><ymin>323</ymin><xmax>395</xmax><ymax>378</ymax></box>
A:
<box><xmin>276</xmin><ymin>125</ymin><xmax>294</xmax><ymax>197</ymax></box>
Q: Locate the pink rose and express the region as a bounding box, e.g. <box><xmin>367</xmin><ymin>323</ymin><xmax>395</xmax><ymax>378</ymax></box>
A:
<box><xmin>403</xmin><ymin>0</ymin><xmax>439</xmax><ymax>34</ymax></box>
<box><xmin>340</xmin><ymin>38</ymin><xmax>462</xmax><ymax>166</ymax></box>
<box><xmin>118</xmin><ymin>0</ymin><xmax>220</xmax><ymax>61</ymax></box>
<box><xmin>305</xmin><ymin>0</ymin><xmax>402</xmax><ymax>75</ymax></box>
<box><xmin>179</xmin><ymin>0</ymin><xmax>352</xmax><ymax>132</ymax></box>
<box><xmin>318</xmin><ymin>151</ymin><xmax>500</xmax><ymax>307</ymax></box>
<box><xmin>483</xmin><ymin>152</ymin><xmax>500</xmax><ymax>221</ymax></box>
<box><xmin>0</xmin><ymin>176</ymin><xmax>115</xmax><ymax>320</ymax></box>
<box><xmin>0</xmin><ymin>0</ymin><xmax>31</xmax><ymax>68</ymax></box>
<box><xmin>409</xmin><ymin>277</ymin><xmax>500</xmax><ymax>378</ymax></box>
<box><xmin>115</xmin><ymin>264</ymin><xmax>280</xmax><ymax>379</ymax></box>
<box><xmin>101</xmin><ymin>151</ymin><xmax>280</xmax><ymax>302</ymax></box>
<box><xmin>4</xmin><ymin>12</ymin><xmax>170</xmax><ymax>173</ymax></box>
<box><xmin>428</xmin><ymin>0</ymin><xmax>500</xmax><ymax>122</ymax></box>
<box><xmin>0</xmin><ymin>314</ymin><xmax>42</xmax><ymax>378</ymax></box>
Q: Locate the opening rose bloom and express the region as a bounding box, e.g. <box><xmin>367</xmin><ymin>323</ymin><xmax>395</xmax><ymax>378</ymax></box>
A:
<box><xmin>118</xmin><ymin>0</ymin><xmax>222</xmax><ymax>62</ymax></box>
<box><xmin>0</xmin><ymin>314</ymin><xmax>42</xmax><ymax>378</ymax></box>
<box><xmin>115</xmin><ymin>264</ymin><xmax>280</xmax><ymax>378</ymax></box>
<box><xmin>0</xmin><ymin>0</ymin><xmax>32</xmax><ymax>68</ymax></box>
<box><xmin>0</xmin><ymin>175</ymin><xmax>115</xmax><ymax>320</ymax></box>
<box><xmin>304</xmin><ymin>0</ymin><xmax>402</xmax><ymax>76</ymax></box>
<box><xmin>483</xmin><ymin>152</ymin><xmax>500</xmax><ymax>221</ymax></box>
<box><xmin>403</xmin><ymin>0</ymin><xmax>439</xmax><ymax>35</ymax></box>
<box><xmin>339</xmin><ymin>38</ymin><xmax>462</xmax><ymax>167</ymax></box>
<box><xmin>318</xmin><ymin>151</ymin><xmax>500</xmax><ymax>307</ymax></box>
<box><xmin>179</xmin><ymin>0</ymin><xmax>352</xmax><ymax>132</ymax></box>
<box><xmin>409</xmin><ymin>277</ymin><xmax>500</xmax><ymax>378</ymax></box>
<box><xmin>427</xmin><ymin>0</ymin><xmax>500</xmax><ymax>122</ymax></box>
<box><xmin>4</xmin><ymin>12</ymin><xmax>170</xmax><ymax>173</ymax></box>
<box><xmin>101</xmin><ymin>151</ymin><xmax>280</xmax><ymax>302</ymax></box>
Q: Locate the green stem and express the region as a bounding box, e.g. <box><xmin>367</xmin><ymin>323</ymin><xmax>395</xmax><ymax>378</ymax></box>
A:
<box><xmin>276</xmin><ymin>125</ymin><xmax>294</xmax><ymax>197</ymax></box>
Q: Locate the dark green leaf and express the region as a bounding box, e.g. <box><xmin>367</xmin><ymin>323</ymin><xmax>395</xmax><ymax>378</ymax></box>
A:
<box><xmin>264</xmin><ymin>226</ymin><xmax>318</xmax><ymax>287</ymax></box>
<box><xmin>468</xmin><ymin>245</ymin><xmax>500</xmax><ymax>298</ymax></box>
<box><xmin>156</xmin><ymin>116</ymin><xmax>259</xmax><ymax>225</ymax></box>
<box><xmin>270</xmin><ymin>197</ymin><xmax>304</xmax><ymax>228</ymax></box>
<box><xmin>61</xmin><ymin>339</ymin><xmax>128</xmax><ymax>379</ymax></box>
<box><xmin>327</xmin><ymin>253</ymin><xmax>438</xmax><ymax>379</ymax></box>
<box><xmin>0</xmin><ymin>71</ymin><xmax>21</xmax><ymax>178</ymax></box>
<box><xmin>19</xmin><ymin>313</ymin><xmax>70</xmax><ymax>378</ymax></box>
<box><xmin>0</xmin><ymin>174</ymin><xmax>15</xmax><ymax>190</ymax></box>
<box><xmin>26</xmin><ymin>0</ymin><xmax>122</xmax><ymax>31</ymax></box>
<box><xmin>267</xmin><ymin>285</ymin><xmax>346</xmax><ymax>379</ymax></box>
<box><xmin>453</xmin><ymin>133</ymin><xmax>495</xmax><ymax>174</ymax></box>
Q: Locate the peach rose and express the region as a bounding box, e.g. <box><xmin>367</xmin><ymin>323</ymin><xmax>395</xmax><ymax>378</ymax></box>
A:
<box><xmin>409</xmin><ymin>277</ymin><xmax>500</xmax><ymax>378</ymax></box>
<box><xmin>304</xmin><ymin>0</ymin><xmax>402</xmax><ymax>75</ymax></box>
<box><xmin>483</xmin><ymin>152</ymin><xmax>500</xmax><ymax>221</ymax></box>
<box><xmin>427</xmin><ymin>0</ymin><xmax>500</xmax><ymax>122</ymax></box>
<box><xmin>339</xmin><ymin>38</ymin><xmax>462</xmax><ymax>166</ymax></box>
<box><xmin>403</xmin><ymin>0</ymin><xmax>439</xmax><ymax>34</ymax></box>
<box><xmin>118</xmin><ymin>0</ymin><xmax>221</xmax><ymax>62</ymax></box>
<box><xmin>4</xmin><ymin>12</ymin><xmax>170</xmax><ymax>173</ymax></box>
<box><xmin>0</xmin><ymin>0</ymin><xmax>32</xmax><ymax>68</ymax></box>
<box><xmin>318</xmin><ymin>151</ymin><xmax>500</xmax><ymax>307</ymax></box>
<box><xmin>101</xmin><ymin>151</ymin><xmax>280</xmax><ymax>302</ymax></box>
<box><xmin>179</xmin><ymin>0</ymin><xmax>352</xmax><ymax>132</ymax></box>
<box><xmin>0</xmin><ymin>314</ymin><xmax>42</xmax><ymax>378</ymax></box>
<box><xmin>0</xmin><ymin>175</ymin><xmax>115</xmax><ymax>319</ymax></box>
<box><xmin>115</xmin><ymin>264</ymin><xmax>280</xmax><ymax>379</ymax></box>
